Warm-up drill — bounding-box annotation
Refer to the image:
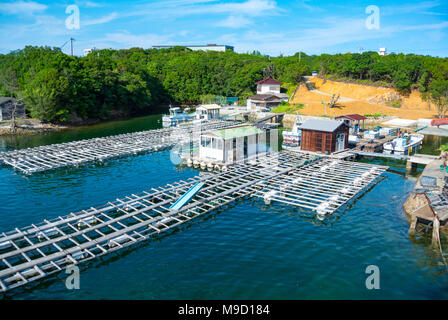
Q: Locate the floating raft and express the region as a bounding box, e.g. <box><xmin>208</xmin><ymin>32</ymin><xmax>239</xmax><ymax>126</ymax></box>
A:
<box><xmin>0</xmin><ymin>120</ymin><xmax>239</xmax><ymax>175</ymax></box>
<box><xmin>0</xmin><ymin>150</ymin><xmax>387</xmax><ymax>293</ymax></box>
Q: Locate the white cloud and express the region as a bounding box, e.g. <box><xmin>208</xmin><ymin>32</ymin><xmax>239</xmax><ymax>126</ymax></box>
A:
<box><xmin>401</xmin><ymin>21</ymin><xmax>448</xmax><ymax>31</ymax></box>
<box><xmin>126</xmin><ymin>0</ymin><xmax>282</xmax><ymax>26</ymax></box>
<box><xmin>0</xmin><ymin>0</ymin><xmax>47</xmax><ymax>15</ymax></box>
<box><xmin>102</xmin><ymin>31</ymin><xmax>174</xmax><ymax>48</ymax></box>
<box><xmin>222</xmin><ymin>15</ymin><xmax>448</xmax><ymax>56</ymax></box>
<box><xmin>215</xmin><ymin>15</ymin><xmax>252</xmax><ymax>28</ymax></box>
<box><xmin>81</xmin><ymin>1</ymin><xmax>104</xmax><ymax>8</ymax></box>
<box><xmin>295</xmin><ymin>0</ymin><xmax>323</xmax><ymax>12</ymax></box>
<box><xmin>187</xmin><ymin>0</ymin><xmax>279</xmax><ymax>17</ymax></box>
<box><xmin>382</xmin><ymin>1</ymin><xmax>442</xmax><ymax>15</ymax></box>
<box><xmin>83</xmin><ymin>12</ymin><xmax>118</xmax><ymax>26</ymax></box>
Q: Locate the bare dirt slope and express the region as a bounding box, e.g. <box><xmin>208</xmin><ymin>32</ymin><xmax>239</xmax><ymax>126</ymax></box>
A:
<box><xmin>291</xmin><ymin>77</ymin><xmax>436</xmax><ymax>119</ymax></box>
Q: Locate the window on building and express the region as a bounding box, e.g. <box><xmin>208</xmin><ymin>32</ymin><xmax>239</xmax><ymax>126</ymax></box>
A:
<box><xmin>217</xmin><ymin>139</ymin><xmax>223</xmax><ymax>150</ymax></box>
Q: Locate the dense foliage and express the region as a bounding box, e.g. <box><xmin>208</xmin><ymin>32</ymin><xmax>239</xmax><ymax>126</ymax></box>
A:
<box><xmin>0</xmin><ymin>46</ymin><xmax>446</xmax><ymax>123</ymax></box>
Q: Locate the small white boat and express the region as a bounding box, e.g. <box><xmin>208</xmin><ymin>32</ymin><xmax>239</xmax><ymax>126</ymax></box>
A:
<box><xmin>282</xmin><ymin>115</ymin><xmax>303</xmax><ymax>149</ymax></box>
<box><xmin>383</xmin><ymin>134</ymin><xmax>424</xmax><ymax>155</ymax></box>
<box><xmin>348</xmin><ymin>134</ymin><xmax>360</xmax><ymax>145</ymax></box>
<box><xmin>162</xmin><ymin>106</ymin><xmax>195</xmax><ymax>127</ymax></box>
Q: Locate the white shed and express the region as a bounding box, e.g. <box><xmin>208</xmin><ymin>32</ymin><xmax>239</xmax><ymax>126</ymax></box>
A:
<box><xmin>199</xmin><ymin>125</ymin><xmax>278</xmax><ymax>163</ymax></box>
<box><xmin>196</xmin><ymin>104</ymin><xmax>221</xmax><ymax>120</ymax></box>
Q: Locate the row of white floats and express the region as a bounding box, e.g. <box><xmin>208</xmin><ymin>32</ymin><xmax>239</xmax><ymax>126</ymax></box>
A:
<box><xmin>185</xmin><ymin>158</ymin><xmax>229</xmax><ymax>172</ymax></box>
<box><xmin>0</xmin><ymin>213</ymin><xmax>175</xmax><ymax>252</ymax></box>
<box><xmin>263</xmin><ymin>162</ymin><xmax>380</xmax><ymax>216</ymax></box>
<box><xmin>5</xmin><ymin>143</ymin><xmax>175</xmax><ymax>174</ymax></box>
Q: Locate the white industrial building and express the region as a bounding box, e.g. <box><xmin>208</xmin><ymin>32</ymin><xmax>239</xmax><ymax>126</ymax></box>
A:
<box><xmin>83</xmin><ymin>48</ymin><xmax>99</xmax><ymax>56</ymax></box>
<box><xmin>153</xmin><ymin>44</ymin><xmax>234</xmax><ymax>52</ymax></box>
<box><xmin>378</xmin><ymin>48</ymin><xmax>388</xmax><ymax>56</ymax></box>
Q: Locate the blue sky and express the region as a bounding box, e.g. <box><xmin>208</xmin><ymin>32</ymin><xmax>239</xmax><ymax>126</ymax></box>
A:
<box><xmin>0</xmin><ymin>0</ymin><xmax>447</xmax><ymax>57</ymax></box>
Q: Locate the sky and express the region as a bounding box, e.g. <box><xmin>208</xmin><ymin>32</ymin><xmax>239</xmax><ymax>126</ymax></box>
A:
<box><xmin>0</xmin><ymin>0</ymin><xmax>447</xmax><ymax>57</ymax></box>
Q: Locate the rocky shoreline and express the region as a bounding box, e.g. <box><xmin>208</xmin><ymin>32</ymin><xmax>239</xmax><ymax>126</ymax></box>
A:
<box><xmin>403</xmin><ymin>157</ymin><xmax>448</xmax><ymax>246</ymax></box>
<box><xmin>0</xmin><ymin>121</ymin><xmax>68</xmax><ymax>136</ymax></box>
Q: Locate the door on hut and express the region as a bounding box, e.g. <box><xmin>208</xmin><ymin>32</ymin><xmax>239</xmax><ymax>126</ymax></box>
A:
<box><xmin>336</xmin><ymin>133</ymin><xmax>346</xmax><ymax>152</ymax></box>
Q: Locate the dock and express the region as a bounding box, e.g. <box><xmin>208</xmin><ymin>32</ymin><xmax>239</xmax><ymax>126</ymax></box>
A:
<box><xmin>0</xmin><ymin>120</ymin><xmax>239</xmax><ymax>175</ymax></box>
<box><xmin>349</xmin><ymin>150</ymin><xmax>438</xmax><ymax>170</ymax></box>
<box><xmin>355</xmin><ymin>135</ymin><xmax>395</xmax><ymax>153</ymax></box>
<box><xmin>253</xmin><ymin>113</ymin><xmax>284</xmax><ymax>127</ymax></box>
<box><xmin>404</xmin><ymin>156</ymin><xmax>448</xmax><ymax>246</ymax></box>
<box><xmin>349</xmin><ymin>150</ymin><xmax>409</xmax><ymax>160</ymax></box>
<box><xmin>0</xmin><ymin>150</ymin><xmax>387</xmax><ymax>293</ymax></box>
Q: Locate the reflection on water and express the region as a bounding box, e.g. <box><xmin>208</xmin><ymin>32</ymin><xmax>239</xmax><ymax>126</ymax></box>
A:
<box><xmin>421</xmin><ymin>134</ymin><xmax>448</xmax><ymax>155</ymax></box>
<box><xmin>0</xmin><ymin>117</ymin><xmax>448</xmax><ymax>299</ymax></box>
<box><xmin>0</xmin><ymin>114</ymin><xmax>163</xmax><ymax>151</ymax></box>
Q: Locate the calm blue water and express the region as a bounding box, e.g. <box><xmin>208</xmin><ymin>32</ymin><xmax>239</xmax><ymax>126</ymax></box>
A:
<box><xmin>1</xmin><ymin>115</ymin><xmax>448</xmax><ymax>300</ymax></box>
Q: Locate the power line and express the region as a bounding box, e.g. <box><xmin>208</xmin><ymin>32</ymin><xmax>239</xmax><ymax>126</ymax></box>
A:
<box><xmin>59</xmin><ymin>38</ymin><xmax>76</xmax><ymax>56</ymax></box>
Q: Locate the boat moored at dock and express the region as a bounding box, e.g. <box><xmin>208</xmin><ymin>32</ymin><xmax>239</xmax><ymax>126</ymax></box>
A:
<box><xmin>282</xmin><ymin>115</ymin><xmax>303</xmax><ymax>149</ymax></box>
<box><xmin>162</xmin><ymin>106</ymin><xmax>196</xmax><ymax>127</ymax></box>
<box><xmin>383</xmin><ymin>133</ymin><xmax>424</xmax><ymax>155</ymax></box>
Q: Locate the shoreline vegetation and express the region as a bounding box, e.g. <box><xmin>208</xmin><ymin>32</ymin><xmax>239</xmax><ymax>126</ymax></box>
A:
<box><xmin>0</xmin><ymin>106</ymin><xmax>169</xmax><ymax>136</ymax></box>
<box><xmin>0</xmin><ymin>46</ymin><xmax>446</xmax><ymax>127</ymax></box>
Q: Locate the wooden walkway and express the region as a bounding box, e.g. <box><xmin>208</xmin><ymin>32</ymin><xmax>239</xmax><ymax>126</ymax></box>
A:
<box><xmin>0</xmin><ymin>150</ymin><xmax>387</xmax><ymax>293</ymax></box>
<box><xmin>349</xmin><ymin>150</ymin><xmax>409</xmax><ymax>160</ymax></box>
<box><xmin>0</xmin><ymin>120</ymin><xmax>239</xmax><ymax>175</ymax></box>
<box><xmin>349</xmin><ymin>150</ymin><xmax>438</xmax><ymax>165</ymax></box>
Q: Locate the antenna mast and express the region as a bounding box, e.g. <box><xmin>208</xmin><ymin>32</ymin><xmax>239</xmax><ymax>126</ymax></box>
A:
<box><xmin>70</xmin><ymin>37</ymin><xmax>75</xmax><ymax>56</ymax></box>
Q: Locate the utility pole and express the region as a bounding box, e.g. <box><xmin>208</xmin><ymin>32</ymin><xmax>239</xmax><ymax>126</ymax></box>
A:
<box><xmin>70</xmin><ymin>37</ymin><xmax>75</xmax><ymax>56</ymax></box>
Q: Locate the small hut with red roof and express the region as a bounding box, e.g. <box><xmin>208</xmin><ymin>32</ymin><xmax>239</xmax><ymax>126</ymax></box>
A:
<box><xmin>334</xmin><ymin>114</ymin><xmax>367</xmax><ymax>133</ymax></box>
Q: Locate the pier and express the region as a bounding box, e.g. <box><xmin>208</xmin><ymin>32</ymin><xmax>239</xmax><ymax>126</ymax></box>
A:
<box><xmin>253</xmin><ymin>113</ymin><xmax>285</xmax><ymax>127</ymax></box>
<box><xmin>349</xmin><ymin>150</ymin><xmax>438</xmax><ymax>170</ymax></box>
<box><xmin>0</xmin><ymin>150</ymin><xmax>387</xmax><ymax>293</ymax></box>
<box><xmin>0</xmin><ymin>120</ymin><xmax>239</xmax><ymax>175</ymax></box>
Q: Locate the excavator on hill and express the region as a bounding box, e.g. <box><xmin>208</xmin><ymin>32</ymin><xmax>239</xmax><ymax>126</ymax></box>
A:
<box><xmin>328</xmin><ymin>94</ymin><xmax>341</xmax><ymax>108</ymax></box>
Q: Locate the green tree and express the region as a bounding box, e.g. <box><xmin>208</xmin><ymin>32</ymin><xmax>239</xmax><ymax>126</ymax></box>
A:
<box><xmin>23</xmin><ymin>68</ymin><xmax>70</xmax><ymax>122</ymax></box>
<box><xmin>429</xmin><ymin>79</ymin><xmax>448</xmax><ymax>118</ymax></box>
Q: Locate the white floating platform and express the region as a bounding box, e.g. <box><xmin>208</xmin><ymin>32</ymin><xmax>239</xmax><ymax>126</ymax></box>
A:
<box><xmin>0</xmin><ymin>150</ymin><xmax>387</xmax><ymax>293</ymax></box>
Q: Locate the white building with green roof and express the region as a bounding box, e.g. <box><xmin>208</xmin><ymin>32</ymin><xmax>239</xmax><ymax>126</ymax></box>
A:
<box><xmin>199</xmin><ymin>125</ymin><xmax>278</xmax><ymax>163</ymax></box>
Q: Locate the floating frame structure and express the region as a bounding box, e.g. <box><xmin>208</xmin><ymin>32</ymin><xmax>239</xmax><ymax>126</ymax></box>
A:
<box><xmin>0</xmin><ymin>120</ymin><xmax>239</xmax><ymax>175</ymax></box>
<box><xmin>0</xmin><ymin>150</ymin><xmax>387</xmax><ymax>293</ymax></box>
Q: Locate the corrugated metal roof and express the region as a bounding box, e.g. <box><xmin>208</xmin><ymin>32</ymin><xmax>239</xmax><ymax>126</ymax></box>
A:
<box><xmin>196</xmin><ymin>104</ymin><xmax>221</xmax><ymax>110</ymax></box>
<box><xmin>207</xmin><ymin>125</ymin><xmax>263</xmax><ymax>140</ymax></box>
<box><xmin>298</xmin><ymin>119</ymin><xmax>345</xmax><ymax>132</ymax></box>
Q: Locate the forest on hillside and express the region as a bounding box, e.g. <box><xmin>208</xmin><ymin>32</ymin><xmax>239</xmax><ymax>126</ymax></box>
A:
<box><xmin>0</xmin><ymin>46</ymin><xmax>447</xmax><ymax>123</ymax></box>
